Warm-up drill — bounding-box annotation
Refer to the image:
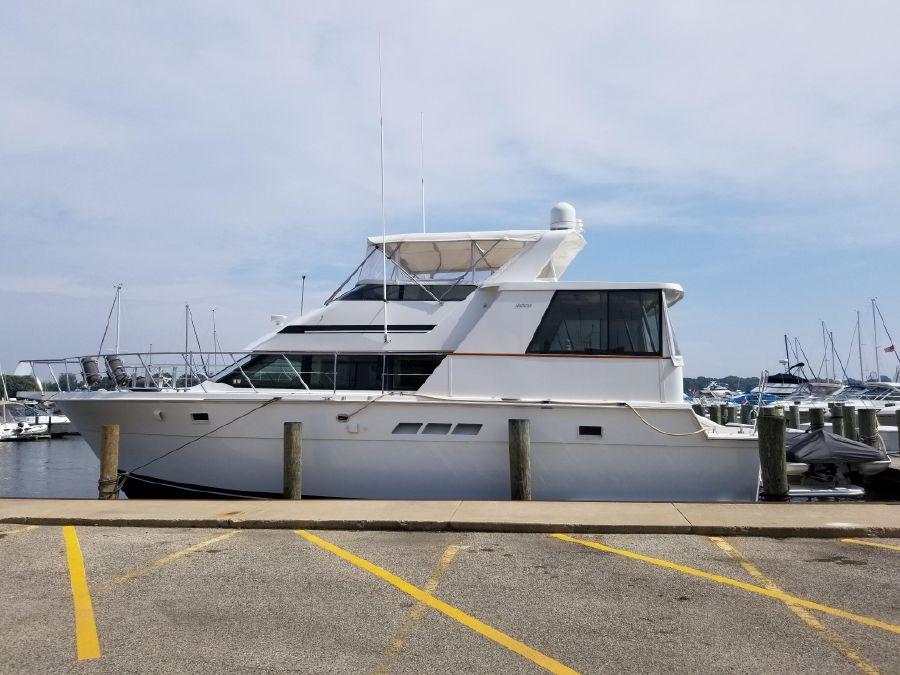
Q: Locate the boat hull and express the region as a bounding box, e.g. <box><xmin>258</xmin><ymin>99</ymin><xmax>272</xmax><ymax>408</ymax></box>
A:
<box><xmin>56</xmin><ymin>395</ymin><xmax>762</xmax><ymax>502</ymax></box>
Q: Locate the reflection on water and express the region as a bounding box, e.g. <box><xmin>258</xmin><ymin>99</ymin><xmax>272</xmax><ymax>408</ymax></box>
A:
<box><xmin>0</xmin><ymin>436</ymin><xmax>101</xmax><ymax>499</ymax></box>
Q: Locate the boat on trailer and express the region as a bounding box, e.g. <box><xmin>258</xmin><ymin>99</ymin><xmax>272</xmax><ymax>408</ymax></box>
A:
<box><xmin>21</xmin><ymin>203</ymin><xmax>762</xmax><ymax>501</ymax></box>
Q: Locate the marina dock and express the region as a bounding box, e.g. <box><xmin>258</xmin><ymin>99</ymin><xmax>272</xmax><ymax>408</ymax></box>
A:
<box><xmin>1</xmin><ymin>498</ymin><xmax>899</xmax><ymax>537</ymax></box>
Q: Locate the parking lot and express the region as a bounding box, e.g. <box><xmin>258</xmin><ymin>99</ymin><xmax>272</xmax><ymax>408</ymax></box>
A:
<box><xmin>1</xmin><ymin>524</ymin><xmax>898</xmax><ymax>673</ymax></box>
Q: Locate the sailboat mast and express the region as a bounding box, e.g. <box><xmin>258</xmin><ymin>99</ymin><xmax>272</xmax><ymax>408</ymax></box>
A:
<box><xmin>856</xmin><ymin>310</ymin><xmax>864</xmax><ymax>382</ymax></box>
<box><xmin>420</xmin><ymin>111</ymin><xmax>426</xmax><ymax>234</ymax></box>
<box><xmin>872</xmin><ymin>298</ymin><xmax>880</xmax><ymax>382</ymax></box>
<box><xmin>784</xmin><ymin>334</ymin><xmax>790</xmax><ymax>369</ymax></box>
<box><xmin>378</xmin><ymin>35</ymin><xmax>388</xmax><ymax>344</ymax></box>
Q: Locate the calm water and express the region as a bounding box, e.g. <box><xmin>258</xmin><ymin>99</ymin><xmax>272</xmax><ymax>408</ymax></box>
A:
<box><xmin>0</xmin><ymin>436</ymin><xmax>101</xmax><ymax>498</ymax></box>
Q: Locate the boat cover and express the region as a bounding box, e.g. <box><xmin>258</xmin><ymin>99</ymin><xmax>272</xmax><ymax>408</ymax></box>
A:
<box><xmin>786</xmin><ymin>429</ymin><xmax>888</xmax><ymax>464</ymax></box>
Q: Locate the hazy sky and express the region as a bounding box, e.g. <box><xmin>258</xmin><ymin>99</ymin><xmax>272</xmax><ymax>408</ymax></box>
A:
<box><xmin>2</xmin><ymin>1</ymin><xmax>899</xmax><ymax>379</ymax></box>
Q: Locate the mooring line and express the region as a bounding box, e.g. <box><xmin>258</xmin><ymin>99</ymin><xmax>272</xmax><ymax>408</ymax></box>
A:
<box><xmin>61</xmin><ymin>526</ymin><xmax>100</xmax><ymax>661</ymax></box>
<box><xmin>552</xmin><ymin>533</ymin><xmax>900</xmax><ymax>636</ymax></box>
<box><xmin>709</xmin><ymin>536</ymin><xmax>879</xmax><ymax>675</ymax></box>
<box><xmin>296</xmin><ymin>530</ymin><xmax>577</xmax><ymax>674</ymax></box>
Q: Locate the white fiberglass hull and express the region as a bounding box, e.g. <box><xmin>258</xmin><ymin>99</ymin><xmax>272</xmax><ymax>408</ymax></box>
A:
<box><xmin>55</xmin><ymin>393</ymin><xmax>761</xmax><ymax>501</ymax></box>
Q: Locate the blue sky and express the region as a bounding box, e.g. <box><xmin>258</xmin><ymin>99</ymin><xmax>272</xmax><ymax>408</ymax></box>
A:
<box><xmin>1</xmin><ymin>1</ymin><xmax>899</xmax><ymax>378</ymax></box>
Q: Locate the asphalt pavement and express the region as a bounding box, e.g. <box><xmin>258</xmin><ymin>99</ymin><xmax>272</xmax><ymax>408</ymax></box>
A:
<box><xmin>1</xmin><ymin>525</ymin><xmax>898</xmax><ymax>673</ymax></box>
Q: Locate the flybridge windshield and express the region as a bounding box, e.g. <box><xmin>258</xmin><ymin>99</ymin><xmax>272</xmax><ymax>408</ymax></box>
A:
<box><xmin>326</xmin><ymin>233</ymin><xmax>538</xmax><ymax>304</ymax></box>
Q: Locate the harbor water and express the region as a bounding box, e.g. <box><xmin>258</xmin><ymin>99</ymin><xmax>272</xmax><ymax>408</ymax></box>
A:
<box><xmin>0</xmin><ymin>437</ymin><xmax>101</xmax><ymax>499</ymax></box>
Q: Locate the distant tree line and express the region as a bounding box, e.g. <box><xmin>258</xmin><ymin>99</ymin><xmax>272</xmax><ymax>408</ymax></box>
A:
<box><xmin>1</xmin><ymin>373</ymin><xmax>79</xmax><ymax>397</ymax></box>
<box><xmin>683</xmin><ymin>375</ymin><xmax>760</xmax><ymax>395</ymax></box>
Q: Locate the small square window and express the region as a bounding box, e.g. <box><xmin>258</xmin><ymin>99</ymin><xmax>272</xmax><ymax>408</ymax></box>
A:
<box><xmin>578</xmin><ymin>425</ymin><xmax>603</xmax><ymax>437</ymax></box>
<box><xmin>191</xmin><ymin>412</ymin><xmax>210</xmax><ymax>424</ymax></box>
<box><xmin>422</xmin><ymin>423</ymin><xmax>452</xmax><ymax>435</ymax></box>
<box><xmin>452</xmin><ymin>423</ymin><xmax>482</xmax><ymax>436</ymax></box>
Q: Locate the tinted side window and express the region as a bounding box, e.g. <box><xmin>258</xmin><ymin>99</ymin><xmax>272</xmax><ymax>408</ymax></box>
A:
<box><xmin>527</xmin><ymin>290</ymin><xmax>662</xmax><ymax>356</ymax></box>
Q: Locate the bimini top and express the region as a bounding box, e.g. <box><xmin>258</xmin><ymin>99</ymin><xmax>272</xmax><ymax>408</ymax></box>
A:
<box><xmin>367</xmin><ymin>230</ymin><xmax>540</xmax><ymax>274</ymax></box>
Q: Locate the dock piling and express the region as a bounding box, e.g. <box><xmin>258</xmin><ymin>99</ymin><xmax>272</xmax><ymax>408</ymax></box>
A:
<box><xmin>98</xmin><ymin>424</ymin><xmax>120</xmax><ymax>500</ymax></box>
<box><xmin>757</xmin><ymin>407</ymin><xmax>789</xmax><ymax>501</ymax></box>
<box><xmin>843</xmin><ymin>405</ymin><xmax>859</xmax><ymax>441</ymax></box>
<box><xmin>858</xmin><ymin>409</ymin><xmax>878</xmax><ymax>448</ymax></box>
<box><xmin>726</xmin><ymin>405</ymin><xmax>736</xmax><ymax>425</ymax></box>
<box><xmin>283</xmin><ymin>422</ymin><xmax>303</xmax><ymax>500</ymax></box>
<box><xmin>708</xmin><ymin>405</ymin><xmax>721</xmax><ymax>425</ymax></box>
<box><xmin>740</xmin><ymin>403</ymin><xmax>751</xmax><ymax>425</ymax></box>
<box><xmin>829</xmin><ymin>404</ymin><xmax>844</xmax><ymax>437</ymax></box>
<box><xmin>808</xmin><ymin>408</ymin><xmax>825</xmax><ymax>431</ymax></box>
<box><xmin>787</xmin><ymin>405</ymin><xmax>801</xmax><ymax>430</ymax></box>
<box><xmin>508</xmin><ymin>419</ymin><xmax>532</xmax><ymax>501</ymax></box>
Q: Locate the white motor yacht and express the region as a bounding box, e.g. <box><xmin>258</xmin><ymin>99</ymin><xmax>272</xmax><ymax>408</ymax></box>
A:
<box><xmin>0</xmin><ymin>401</ymin><xmax>50</xmax><ymax>440</ymax></box>
<box><xmin>21</xmin><ymin>203</ymin><xmax>762</xmax><ymax>501</ymax></box>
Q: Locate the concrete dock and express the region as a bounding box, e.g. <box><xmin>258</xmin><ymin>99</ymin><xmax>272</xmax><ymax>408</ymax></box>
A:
<box><xmin>2</xmin><ymin>523</ymin><xmax>898</xmax><ymax>672</ymax></box>
<box><xmin>2</xmin><ymin>499</ymin><xmax>899</xmax><ymax>537</ymax></box>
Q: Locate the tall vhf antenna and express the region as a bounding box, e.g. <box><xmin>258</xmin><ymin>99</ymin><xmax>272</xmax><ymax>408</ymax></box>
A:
<box><xmin>379</xmin><ymin>34</ymin><xmax>389</xmax><ymax>344</ymax></box>
<box><xmin>420</xmin><ymin>111</ymin><xmax>426</xmax><ymax>233</ymax></box>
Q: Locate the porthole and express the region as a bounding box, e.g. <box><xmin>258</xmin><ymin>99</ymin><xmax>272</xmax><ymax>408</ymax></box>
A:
<box><xmin>392</xmin><ymin>423</ymin><xmax>422</xmax><ymax>435</ymax></box>
<box><xmin>191</xmin><ymin>412</ymin><xmax>210</xmax><ymax>424</ymax></box>
<box><xmin>422</xmin><ymin>423</ymin><xmax>452</xmax><ymax>435</ymax></box>
<box><xmin>452</xmin><ymin>423</ymin><xmax>482</xmax><ymax>436</ymax></box>
<box><xmin>578</xmin><ymin>425</ymin><xmax>603</xmax><ymax>437</ymax></box>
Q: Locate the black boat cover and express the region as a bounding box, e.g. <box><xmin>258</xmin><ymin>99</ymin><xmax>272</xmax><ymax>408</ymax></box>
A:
<box><xmin>786</xmin><ymin>429</ymin><xmax>888</xmax><ymax>464</ymax></box>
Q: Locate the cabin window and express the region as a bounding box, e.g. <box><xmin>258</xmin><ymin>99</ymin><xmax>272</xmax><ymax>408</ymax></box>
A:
<box><xmin>527</xmin><ymin>290</ymin><xmax>663</xmax><ymax>356</ymax></box>
<box><xmin>220</xmin><ymin>353</ymin><xmax>444</xmax><ymax>392</ymax></box>
<box><xmin>337</xmin><ymin>283</ymin><xmax>477</xmax><ymax>302</ymax></box>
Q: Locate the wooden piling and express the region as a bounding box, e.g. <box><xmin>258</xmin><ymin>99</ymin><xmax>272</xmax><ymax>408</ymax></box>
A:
<box><xmin>283</xmin><ymin>422</ymin><xmax>303</xmax><ymax>500</ymax></box>
<box><xmin>896</xmin><ymin>410</ymin><xmax>900</xmax><ymax>453</ymax></box>
<box><xmin>829</xmin><ymin>404</ymin><xmax>844</xmax><ymax>437</ymax></box>
<box><xmin>787</xmin><ymin>405</ymin><xmax>801</xmax><ymax>430</ymax></box>
<box><xmin>843</xmin><ymin>405</ymin><xmax>859</xmax><ymax>441</ymax></box>
<box><xmin>708</xmin><ymin>405</ymin><xmax>721</xmax><ymax>425</ymax></box>
<box><xmin>508</xmin><ymin>419</ymin><xmax>532</xmax><ymax>501</ymax></box>
<box><xmin>809</xmin><ymin>407</ymin><xmax>825</xmax><ymax>431</ymax></box>
<box><xmin>98</xmin><ymin>424</ymin><xmax>120</xmax><ymax>500</ymax></box>
<box><xmin>740</xmin><ymin>403</ymin><xmax>752</xmax><ymax>425</ymax></box>
<box><xmin>757</xmin><ymin>407</ymin><xmax>789</xmax><ymax>501</ymax></box>
<box><xmin>858</xmin><ymin>408</ymin><xmax>878</xmax><ymax>448</ymax></box>
<box><xmin>726</xmin><ymin>405</ymin><xmax>736</xmax><ymax>425</ymax></box>
<box><xmin>691</xmin><ymin>403</ymin><xmax>703</xmax><ymax>416</ymax></box>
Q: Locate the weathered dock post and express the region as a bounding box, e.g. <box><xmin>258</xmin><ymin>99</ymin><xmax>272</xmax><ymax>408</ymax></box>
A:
<box><xmin>787</xmin><ymin>405</ymin><xmax>801</xmax><ymax>430</ymax></box>
<box><xmin>843</xmin><ymin>405</ymin><xmax>859</xmax><ymax>441</ymax></box>
<box><xmin>508</xmin><ymin>419</ymin><xmax>532</xmax><ymax>501</ymax></box>
<box><xmin>708</xmin><ymin>405</ymin><xmax>721</xmax><ymax>425</ymax></box>
<box><xmin>858</xmin><ymin>409</ymin><xmax>878</xmax><ymax>448</ymax></box>
<box><xmin>829</xmin><ymin>404</ymin><xmax>844</xmax><ymax>437</ymax></box>
<box><xmin>283</xmin><ymin>422</ymin><xmax>303</xmax><ymax>500</ymax></box>
<box><xmin>758</xmin><ymin>407</ymin><xmax>789</xmax><ymax>501</ymax></box>
<box><xmin>98</xmin><ymin>424</ymin><xmax>120</xmax><ymax>500</ymax></box>
<box><xmin>740</xmin><ymin>403</ymin><xmax>752</xmax><ymax>425</ymax></box>
<box><xmin>809</xmin><ymin>407</ymin><xmax>826</xmax><ymax>431</ymax></box>
<box><xmin>691</xmin><ymin>403</ymin><xmax>703</xmax><ymax>416</ymax></box>
<box><xmin>726</xmin><ymin>405</ymin><xmax>736</xmax><ymax>425</ymax></box>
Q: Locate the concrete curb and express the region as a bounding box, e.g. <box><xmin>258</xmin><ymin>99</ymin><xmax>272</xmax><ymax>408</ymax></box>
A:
<box><xmin>2</xmin><ymin>499</ymin><xmax>898</xmax><ymax>537</ymax></box>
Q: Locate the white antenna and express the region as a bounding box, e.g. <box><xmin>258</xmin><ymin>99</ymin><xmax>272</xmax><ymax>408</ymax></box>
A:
<box><xmin>420</xmin><ymin>111</ymin><xmax>426</xmax><ymax>233</ymax></box>
<box><xmin>114</xmin><ymin>283</ymin><xmax>123</xmax><ymax>353</ymax></box>
<box><xmin>300</xmin><ymin>275</ymin><xmax>307</xmax><ymax>315</ymax></box>
<box><xmin>379</xmin><ymin>34</ymin><xmax>389</xmax><ymax>344</ymax></box>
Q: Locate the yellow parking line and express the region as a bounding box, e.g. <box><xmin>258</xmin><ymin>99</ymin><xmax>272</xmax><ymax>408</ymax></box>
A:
<box><xmin>96</xmin><ymin>530</ymin><xmax>240</xmax><ymax>591</ymax></box>
<box><xmin>552</xmin><ymin>534</ymin><xmax>900</xmax><ymax>636</ymax></box>
<box><xmin>841</xmin><ymin>539</ymin><xmax>900</xmax><ymax>553</ymax></box>
<box><xmin>709</xmin><ymin>537</ymin><xmax>878</xmax><ymax>675</ymax></box>
<box><xmin>61</xmin><ymin>526</ymin><xmax>100</xmax><ymax>661</ymax></box>
<box><xmin>296</xmin><ymin>530</ymin><xmax>577</xmax><ymax>675</ymax></box>
<box><xmin>0</xmin><ymin>525</ymin><xmax>38</xmax><ymax>538</ymax></box>
<box><xmin>375</xmin><ymin>543</ymin><xmax>462</xmax><ymax>674</ymax></box>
